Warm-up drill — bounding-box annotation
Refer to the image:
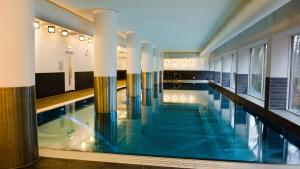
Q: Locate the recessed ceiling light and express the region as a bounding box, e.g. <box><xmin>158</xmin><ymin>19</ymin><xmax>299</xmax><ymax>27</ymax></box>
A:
<box><xmin>79</xmin><ymin>35</ymin><xmax>85</xmax><ymax>41</ymax></box>
<box><xmin>34</xmin><ymin>21</ymin><xmax>40</xmax><ymax>29</ymax></box>
<box><xmin>48</xmin><ymin>26</ymin><xmax>55</xmax><ymax>33</ymax></box>
<box><xmin>61</xmin><ymin>30</ymin><xmax>68</xmax><ymax>37</ymax></box>
<box><xmin>88</xmin><ymin>38</ymin><xmax>93</xmax><ymax>43</ymax></box>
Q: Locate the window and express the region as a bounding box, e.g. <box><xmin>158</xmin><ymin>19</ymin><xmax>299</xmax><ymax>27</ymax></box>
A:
<box><xmin>230</xmin><ymin>53</ymin><xmax>237</xmax><ymax>89</ymax></box>
<box><xmin>289</xmin><ymin>35</ymin><xmax>300</xmax><ymax>114</ymax></box>
<box><xmin>248</xmin><ymin>44</ymin><xmax>266</xmax><ymax>99</ymax></box>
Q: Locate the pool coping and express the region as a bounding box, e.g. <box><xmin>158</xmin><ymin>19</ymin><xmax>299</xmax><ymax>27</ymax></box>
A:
<box><xmin>209</xmin><ymin>82</ymin><xmax>300</xmax><ymax>143</ymax></box>
<box><xmin>36</xmin><ymin>85</ymin><xmax>127</xmax><ymax>114</ymax></box>
<box><xmin>39</xmin><ymin>148</ymin><xmax>300</xmax><ymax>169</ymax></box>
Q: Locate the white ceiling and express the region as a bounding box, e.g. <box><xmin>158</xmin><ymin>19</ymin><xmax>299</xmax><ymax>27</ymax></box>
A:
<box><xmin>49</xmin><ymin>0</ymin><xmax>240</xmax><ymax>52</ymax></box>
<box><xmin>47</xmin><ymin>0</ymin><xmax>291</xmax><ymax>54</ymax></box>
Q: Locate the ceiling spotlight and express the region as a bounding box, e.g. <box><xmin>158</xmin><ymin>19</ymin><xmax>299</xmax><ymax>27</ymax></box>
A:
<box><xmin>48</xmin><ymin>26</ymin><xmax>55</xmax><ymax>33</ymax></box>
<box><xmin>61</xmin><ymin>30</ymin><xmax>68</xmax><ymax>37</ymax></box>
<box><xmin>79</xmin><ymin>35</ymin><xmax>85</xmax><ymax>41</ymax></box>
<box><xmin>34</xmin><ymin>21</ymin><xmax>40</xmax><ymax>29</ymax></box>
<box><xmin>88</xmin><ymin>38</ymin><xmax>93</xmax><ymax>43</ymax></box>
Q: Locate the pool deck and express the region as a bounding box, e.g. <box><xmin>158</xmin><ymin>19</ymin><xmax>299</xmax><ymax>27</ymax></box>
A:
<box><xmin>36</xmin><ymin>80</ymin><xmax>127</xmax><ymax>113</ymax></box>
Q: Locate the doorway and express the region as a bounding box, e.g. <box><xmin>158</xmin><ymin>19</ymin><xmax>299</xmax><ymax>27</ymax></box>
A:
<box><xmin>64</xmin><ymin>51</ymin><xmax>75</xmax><ymax>92</ymax></box>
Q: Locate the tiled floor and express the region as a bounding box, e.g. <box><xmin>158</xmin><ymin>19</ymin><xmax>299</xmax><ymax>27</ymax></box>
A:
<box><xmin>36</xmin><ymin>80</ymin><xmax>126</xmax><ymax>112</ymax></box>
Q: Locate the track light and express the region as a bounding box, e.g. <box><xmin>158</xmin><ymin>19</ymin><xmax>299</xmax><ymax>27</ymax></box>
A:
<box><xmin>79</xmin><ymin>35</ymin><xmax>85</xmax><ymax>41</ymax></box>
<box><xmin>34</xmin><ymin>21</ymin><xmax>40</xmax><ymax>29</ymax></box>
<box><xmin>61</xmin><ymin>30</ymin><xmax>68</xmax><ymax>37</ymax></box>
<box><xmin>48</xmin><ymin>26</ymin><xmax>55</xmax><ymax>33</ymax></box>
<box><xmin>88</xmin><ymin>38</ymin><xmax>93</xmax><ymax>43</ymax></box>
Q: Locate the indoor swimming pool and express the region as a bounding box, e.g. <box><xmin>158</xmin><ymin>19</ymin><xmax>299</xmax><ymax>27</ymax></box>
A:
<box><xmin>37</xmin><ymin>84</ymin><xmax>300</xmax><ymax>164</ymax></box>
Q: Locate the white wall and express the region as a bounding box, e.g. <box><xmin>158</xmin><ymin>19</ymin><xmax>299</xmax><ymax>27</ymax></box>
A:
<box><xmin>163</xmin><ymin>57</ymin><xmax>209</xmax><ymax>71</ymax></box>
<box><xmin>237</xmin><ymin>47</ymin><xmax>250</xmax><ymax>74</ymax></box>
<box><xmin>270</xmin><ymin>34</ymin><xmax>290</xmax><ymax>77</ymax></box>
<box><xmin>35</xmin><ymin>25</ymin><xmax>93</xmax><ymax>73</ymax></box>
<box><xmin>35</xmin><ymin>23</ymin><xmax>126</xmax><ymax>73</ymax></box>
<box><xmin>215</xmin><ymin>58</ymin><xmax>222</xmax><ymax>72</ymax></box>
<box><xmin>222</xmin><ymin>54</ymin><xmax>232</xmax><ymax>73</ymax></box>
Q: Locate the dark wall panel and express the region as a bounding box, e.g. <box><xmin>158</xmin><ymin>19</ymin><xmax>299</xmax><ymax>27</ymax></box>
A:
<box><xmin>236</xmin><ymin>74</ymin><xmax>248</xmax><ymax>94</ymax></box>
<box><xmin>75</xmin><ymin>71</ymin><xmax>94</xmax><ymax>91</ymax></box>
<box><xmin>117</xmin><ymin>70</ymin><xmax>127</xmax><ymax>80</ymax></box>
<box><xmin>222</xmin><ymin>72</ymin><xmax>230</xmax><ymax>87</ymax></box>
<box><xmin>35</xmin><ymin>73</ymin><xmax>65</xmax><ymax>99</ymax></box>
<box><xmin>265</xmin><ymin>77</ymin><xmax>288</xmax><ymax>110</ymax></box>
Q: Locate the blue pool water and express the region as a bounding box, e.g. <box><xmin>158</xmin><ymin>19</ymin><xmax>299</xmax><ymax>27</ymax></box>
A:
<box><xmin>37</xmin><ymin>84</ymin><xmax>300</xmax><ymax>164</ymax></box>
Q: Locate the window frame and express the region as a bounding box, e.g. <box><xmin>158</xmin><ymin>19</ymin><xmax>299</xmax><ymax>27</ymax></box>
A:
<box><xmin>230</xmin><ymin>53</ymin><xmax>237</xmax><ymax>89</ymax></box>
<box><xmin>288</xmin><ymin>35</ymin><xmax>300</xmax><ymax>114</ymax></box>
<box><xmin>248</xmin><ymin>44</ymin><xmax>267</xmax><ymax>100</ymax></box>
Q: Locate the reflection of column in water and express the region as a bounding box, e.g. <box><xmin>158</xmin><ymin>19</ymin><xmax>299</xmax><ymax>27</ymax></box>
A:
<box><xmin>127</xmin><ymin>97</ymin><xmax>141</xmax><ymax>120</ymax></box>
<box><xmin>234</xmin><ymin>105</ymin><xmax>247</xmax><ymax>138</ymax></box>
<box><xmin>152</xmin><ymin>98</ymin><xmax>160</xmax><ymax>113</ymax></box>
<box><xmin>208</xmin><ymin>88</ymin><xmax>214</xmax><ymax>112</ymax></box>
<box><xmin>153</xmin><ymin>85</ymin><xmax>159</xmax><ymax>99</ymax></box>
<box><xmin>221</xmin><ymin>96</ymin><xmax>230</xmax><ymax>124</ymax></box>
<box><xmin>64</xmin><ymin>103</ymin><xmax>76</xmax><ymax>128</ymax></box>
<box><xmin>152</xmin><ymin>85</ymin><xmax>160</xmax><ymax>113</ymax></box>
<box><xmin>94</xmin><ymin>112</ymin><xmax>117</xmax><ymax>148</ymax></box>
<box><xmin>142</xmin><ymin>89</ymin><xmax>152</xmax><ymax>106</ymax></box>
<box><xmin>126</xmin><ymin>97</ymin><xmax>141</xmax><ymax>145</ymax></box>
<box><xmin>213</xmin><ymin>91</ymin><xmax>221</xmax><ymax>114</ymax></box>
<box><xmin>141</xmin><ymin>105</ymin><xmax>153</xmax><ymax>131</ymax></box>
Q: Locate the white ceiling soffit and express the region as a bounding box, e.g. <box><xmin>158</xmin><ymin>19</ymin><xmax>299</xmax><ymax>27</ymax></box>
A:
<box><xmin>200</xmin><ymin>0</ymin><xmax>291</xmax><ymax>56</ymax></box>
<box><xmin>48</xmin><ymin>0</ymin><xmax>241</xmax><ymax>52</ymax></box>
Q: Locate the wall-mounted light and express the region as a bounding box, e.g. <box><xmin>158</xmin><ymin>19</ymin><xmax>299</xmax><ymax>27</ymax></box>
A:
<box><xmin>34</xmin><ymin>21</ymin><xmax>40</xmax><ymax>29</ymax></box>
<box><xmin>88</xmin><ymin>38</ymin><xmax>93</xmax><ymax>43</ymax></box>
<box><xmin>61</xmin><ymin>30</ymin><xmax>68</xmax><ymax>37</ymax></box>
<box><xmin>79</xmin><ymin>35</ymin><xmax>85</xmax><ymax>41</ymax></box>
<box><xmin>48</xmin><ymin>26</ymin><xmax>55</xmax><ymax>33</ymax></box>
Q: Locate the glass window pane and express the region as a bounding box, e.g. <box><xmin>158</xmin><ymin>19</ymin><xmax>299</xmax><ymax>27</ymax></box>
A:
<box><xmin>290</xmin><ymin>36</ymin><xmax>300</xmax><ymax>114</ymax></box>
<box><xmin>249</xmin><ymin>45</ymin><xmax>266</xmax><ymax>99</ymax></box>
<box><xmin>230</xmin><ymin>53</ymin><xmax>237</xmax><ymax>89</ymax></box>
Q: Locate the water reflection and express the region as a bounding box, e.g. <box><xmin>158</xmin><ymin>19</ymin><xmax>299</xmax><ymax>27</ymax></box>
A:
<box><xmin>94</xmin><ymin>112</ymin><xmax>117</xmax><ymax>148</ymax></box>
<box><xmin>213</xmin><ymin>94</ymin><xmax>300</xmax><ymax>164</ymax></box>
<box><xmin>127</xmin><ymin>97</ymin><xmax>141</xmax><ymax>120</ymax></box>
<box><xmin>38</xmin><ymin>87</ymin><xmax>300</xmax><ymax>164</ymax></box>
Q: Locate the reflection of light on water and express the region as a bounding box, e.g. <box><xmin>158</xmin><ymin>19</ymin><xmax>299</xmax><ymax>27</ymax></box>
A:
<box><xmin>118</xmin><ymin>110</ymin><xmax>127</xmax><ymax>119</ymax></box>
<box><xmin>287</xmin><ymin>143</ymin><xmax>300</xmax><ymax>164</ymax></box>
<box><xmin>163</xmin><ymin>93</ymin><xmax>198</xmax><ymax>104</ymax></box>
<box><xmin>81</xmin><ymin>142</ymin><xmax>87</xmax><ymax>151</ymax></box>
<box><xmin>248</xmin><ymin>115</ymin><xmax>260</xmax><ymax>159</ymax></box>
<box><xmin>89</xmin><ymin>136</ymin><xmax>95</xmax><ymax>143</ymax></box>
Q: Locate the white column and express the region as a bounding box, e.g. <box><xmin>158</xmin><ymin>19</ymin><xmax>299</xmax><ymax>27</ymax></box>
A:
<box><xmin>126</xmin><ymin>31</ymin><xmax>141</xmax><ymax>74</ymax></box>
<box><xmin>142</xmin><ymin>42</ymin><xmax>153</xmax><ymax>73</ymax></box>
<box><xmin>159</xmin><ymin>51</ymin><xmax>164</xmax><ymax>86</ymax></box>
<box><xmin>94</xmin><ymin>9</ymin><xmax>118</xmax><ymax>77</ymax></box>
<box><xmin>0</xmin><ymin>0</ymin><xmax>38</xmax><ymax>168</ymax></box>
<box><xmin>153</xmin><ymin>47</ymin><xmax>160</xmax><ymax>85</ymax></box>
<box><xmin>141</xmin><ymin>42</ymin><xmax>153</xmax><ymax>89</ymax></box>
<box><xmin>93</xmin><ymin>9</ymin><xmax>118</xmax><ymax>114</ymax></box>
<box><xmin>126</xmin><ymin>31</ymin><xmax>141</xmax><ymax>97</ymax></box>
<box><xmin>0</xmin><ymin>0</ymin><xmax>35</xmax><ymax>87</ymax></box>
